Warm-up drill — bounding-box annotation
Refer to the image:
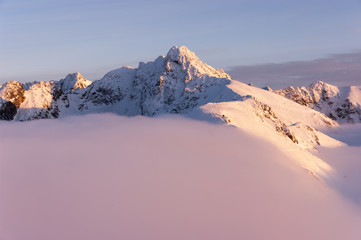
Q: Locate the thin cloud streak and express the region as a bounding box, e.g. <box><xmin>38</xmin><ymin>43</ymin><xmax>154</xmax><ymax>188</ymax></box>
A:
<box><xmin>228</xmin><ymin>51</ymin><xmax>361</xmax><ymax>89</ymax></box>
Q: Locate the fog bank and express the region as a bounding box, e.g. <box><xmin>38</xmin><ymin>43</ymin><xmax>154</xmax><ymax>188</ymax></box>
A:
<box><xmin>1</xmin><ymin>114</ymin><xmax>360</xmax><ymax>240</ymax></box>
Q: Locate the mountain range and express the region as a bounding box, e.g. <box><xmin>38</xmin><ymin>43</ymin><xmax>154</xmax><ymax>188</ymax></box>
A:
<box><xmin>273</xmin><ymin>81</ymin><xmax>361</xmax><ymax>123</ymax></box>
<box><xmin>1</xmin><ymin>45</ymin><xmax>361</xmax><ymax>177</ymax></box>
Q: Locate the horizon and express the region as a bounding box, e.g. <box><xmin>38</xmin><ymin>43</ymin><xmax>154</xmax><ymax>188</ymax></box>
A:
<box><xmin>2</xmin><ymin>44</ymin><xmax>361</xmax><ymax>89</ymax></box>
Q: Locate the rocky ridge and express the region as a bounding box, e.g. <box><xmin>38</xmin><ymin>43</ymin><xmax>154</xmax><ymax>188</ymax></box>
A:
<box><xmin>274</xmin><ymin>81</ymin><xmax>361</xmax><ymax>123</ymax></box>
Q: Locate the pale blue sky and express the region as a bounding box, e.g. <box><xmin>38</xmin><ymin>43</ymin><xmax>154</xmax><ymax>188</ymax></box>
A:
<box><xmin>1</xmin><ymin>0</ymin><xmax>361</xmax><ymax>83</ymax></box>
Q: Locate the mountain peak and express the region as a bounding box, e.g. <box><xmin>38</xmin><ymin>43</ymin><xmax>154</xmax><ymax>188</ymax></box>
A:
<box><xmin>308</xmin><ymin>81</ymin><xmax>339</xmax><ymax>96</ymax></box>
<box><xmin>59</xmin><ymin>72</ymin><xmax>92</xmax><ymax>93</ymax></box>
<box><xmin>166</xmin><ymin>45</ymin><xmax>200</xmax><ymax>65</ymax></box>
<box><xmin>309</xmin><ymin>81</ymin><xmax>327</xmax><ymax>88</ymax></box>
<box><xmin>164</xmin><ymin>45</ymin><xmax>231</xmax><ymax>80</ymax></box>
<box><xmin>63</xmin><ymin>72</ymin><xmax>86</xmax><ymax>83</ymax></box>
<box><xmin>65</xmin><ymin>72</ymin><xmax>81</xmax><ymax>78</ymax></box>
<box><xmin>167</xmin><ymin>45</ymin><xmax>194</xmax><ymax>57</ymax></box>
<box><xmin>0</xmin><ymin>80</ymin><xmax>23</xmax><ymax>90</ymax></box>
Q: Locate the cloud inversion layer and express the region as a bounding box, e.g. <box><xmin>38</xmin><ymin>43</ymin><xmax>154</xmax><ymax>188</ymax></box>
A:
<box><xmin>1</xmin><ymin>114</ymin><xmax>361</xmax><ymax>240</ymax></box>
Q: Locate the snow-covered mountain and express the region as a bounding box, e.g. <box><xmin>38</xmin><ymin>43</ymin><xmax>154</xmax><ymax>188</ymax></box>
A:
<box><xmin>75</xmin><ymin>46</ymin><xmax>232</xmax><ymax>116</ymax></box>
<box><xmin>0</xmin><ymin>46</ymin><xmax>345</xmax><ymax>176</ymax></box>
<box><xmin>56</xmin><ymin>72</ymin><xmax>92</xmax><ymax>93</ymax></box>
<box><xmin>274</xmin><ymin>81</ymin><xmax>361</xmax><ymax>123</ymax></box>
<box><xmin>0</xmin><ymin>73</ymin><xmax>92</xmax><ymax>121</ymax></box>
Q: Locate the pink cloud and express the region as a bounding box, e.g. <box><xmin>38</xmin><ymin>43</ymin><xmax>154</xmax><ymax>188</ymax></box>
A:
<box><xmin>1</xmin><ymin>114</ymin><xmax>360</xmax><ymax>240</ymax></box>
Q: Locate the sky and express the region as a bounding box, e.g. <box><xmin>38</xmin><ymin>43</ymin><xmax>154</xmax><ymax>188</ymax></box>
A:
<box><xmin>228</xmin><ymin>51</ymin><xmax>361</xmax><ymax>88</ymax></box>
<box><xmin>1</xmin><ymin>114</ymin><xmax>361</xmax><ymax>239</ymax></box>
<box><xmin>1</xmin><ymin>0</ymin><xmax>361</xmax><ymax>84</ymax></box>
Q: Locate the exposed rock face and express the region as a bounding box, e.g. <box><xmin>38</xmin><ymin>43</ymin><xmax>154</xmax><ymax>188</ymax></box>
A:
<box><xmin>257</xmin><ymin>100</ymin><xmax>298</xmax><ymax>144</ymax></box>
<box><xmin>274</xmin><ymin>81</ymin><xmax>361</xmax><ymax>123</ymax></box>
<box><xmin>0</xmin><ymin>80</ymin><xmax>26</xmax><ymax>108</ymax></box>
<box><xmin>0</xmin><ymin>99</ymin><xmax>17</xmax><ymax>120</ymax></box>
<box><xmin>0</xmin><ymin>81</ymin><xmax>26</xmax><ymax>120</ymax></box>
<box><xmin>14</xmin><ymin>81</ymin><xmax>62</xmax><ymax>121</ymax></box>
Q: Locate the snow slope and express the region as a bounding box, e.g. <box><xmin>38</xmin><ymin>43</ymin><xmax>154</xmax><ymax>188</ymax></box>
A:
<box><xmin>197</xmin><ymin>81</ymin><xmax>340</xmax><ymax>176</ymax></box>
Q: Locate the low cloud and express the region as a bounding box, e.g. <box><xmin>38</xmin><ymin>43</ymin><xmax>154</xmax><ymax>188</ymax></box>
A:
<box><xmin>319</xmin><ymin>123</ymin><xmax>361</xmax><ymax>205</ymax></box>
<box><xmin>1</xmin><ymin>114</ymin><xmax>361</xmax><ymax>240</ymax></box>
<box><xmin>227</xmin><ymin>51</ymin><xmax>361</xmax><ymax>89</ymax></box>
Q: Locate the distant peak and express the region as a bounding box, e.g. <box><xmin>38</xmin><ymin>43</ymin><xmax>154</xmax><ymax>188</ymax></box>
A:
<box><xmin>311</xmin><ymin>80</ymin><xmax>326</xmax><ymax>86</ymax></box>
<box><xmin>0</xmin><ymin>80</ymin><xmax>25</xmax><ymax>97</ymax></box>
<box><xmin>1</xmin><ymin>80</ymin><xmax>22</xmax><ymax>87</ymax></box>
<box><xmin>60</xmin><ymin>72</ymin><xmax>92</xmax><ymax>92</ymax></box>
<box><xmin>65</xmin><ymin>72</ymin><xmax>83</xmax><ymax>80</ymax></box>
<box><xmin>309</xmin><ymin>81</ymin><xmax>336</xmax><ymax>89</ymax></box>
